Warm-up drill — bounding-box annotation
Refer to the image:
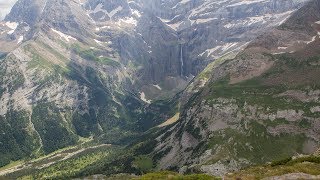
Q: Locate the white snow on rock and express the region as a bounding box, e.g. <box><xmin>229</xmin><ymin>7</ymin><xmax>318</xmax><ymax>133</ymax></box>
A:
<box><xmin>272</xmin><ymin>52</ymin><xmax>286</xmax><ymax>55</ymax></box>
<box><xmin>180</xmin><ymin>0</ymin><xmax>190</xmax><ymax>4</ymax></box>
<box><xmin>228</xmin><ymin>0</ymin><xmax>267</xmax><ymax>7</ymax></box>
<box><xmin>221</xmin><ymin>42</ymin><xmax>238</xmax><ymax>51</ymax></box>
<box><xmin>199</xmin><ymin>46</ymin><xmax>222</xmax><ymax>57</ymax></box>
<box><xmin>131</xmin><ymin>9</ymin><xmax>141</xmax><ymax>18</ymax></box>
<box><xmin>17</xmin><ymin>36</ymin><xmax>23</xmax><ymax>44</ymax></box>
<box><xmin>199</xmin><ymin>43</ymin><xmax>238</xmax><ymax>57</ymax></box>
<box><xmin>94</xmin><ymin>39</ymin><xmax>104</xmax><ymax>45</ymax></box>
<box><xmin>7</xmin><ymin>30</ymin><xmax>15</xmax><ymax>35</ymax></box>
<box><xmin>5</xmin><ymin>21</ymin><xmax>18</xmax><ymax>30</ymax></box>
<box><xmin>140</xmin><ymin>92</ymin><xmax>151</xmax><ymax>104</ymax></box>
<box><xmin>5</xmin><ymin>21</ymin><xmax>19</xmax><ymax>34</ymax></box>
<box><xmin>90</xmin><ymin>3</ymin><xmax>123</xmax><ymax>20</ymax></box>
<box><xmin>222</xmin><ymin>10</ymin><xmax>294</xmax><ymax>29</ymax></box>
<box><xmin>117</xmin><ymin>17</ymin><xmax>138</xmax><ymax>26</ymax></box>
<box><xmin>195</xmin><ymin>18</ymin><xmax>217</xmax><ymax>24</ymax></box>
<box><xmin>306</xmin><ymin>36</ymin><xmax>317</xmax><ymax>44</ymax></box>
<box><xmin>51</xmin><ymin>28</ymin><xmax>76</xmax><ymax>42</ymax></box>
<box><xmin>78</xmin><ymin>0</ymin><xmax>85</xmax><ymax>5</ymax></box>
<box><xmin>24</xmin><ymin>25</ymin><xmax>30</xmax><ymax>32</ymax></box>
<box><xmin>199</xmin><ymin>42</ymin><xmax>250</xmax><ymax>59</ymax></box>
<box><xmin>153</xmin><ymin>84</ymin><xmax>162</xmax><ymax>90</ymax></box>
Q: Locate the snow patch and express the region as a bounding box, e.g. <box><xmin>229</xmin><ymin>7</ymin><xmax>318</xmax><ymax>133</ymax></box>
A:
<box><xmin>5</xmin><ymin>22</ymin><xmax>18</xmax><ymax>30</ymax></box>
<box><xmin>51</xmin><ymin>28</ymin><xmax>76</xmax><ymax>42</ymax></box>
<box><xmin>94</xmin><ymin>39</ymin><xmax>104</xmax><ymax>45</ymax></box>
<box><xmin>221</xmin><ymin>42</ymin><xmax>238</xmax><ymax>51</ymax></box>
<box><xmin>90</xmin><ymin>3</ymin><xmax>123</xmax><ymax>20</ymax></box>
<box><xmin>199</xmin><ymin>42</ymin><xmax>239</xmax><ymax>58</ymax></box>
<box><xmin>306</xmin><ymin>36</ymin><xmax>317</xmax><ymax>44</ymax></box>
<box><xmin>224</xmin><ymin>10</ymin><xmax>294</xmax><ymax>29</ymax></box>
<box><xmin>7</xmin><ymin>30</ymin><xmax>15</xmax><ymax>35</ymax></box>
<box><xmin>117</xmin><ymin>17</ymin><xmax>138</xmax><ymax>26</ymax></box>
<box><xmin>272</xmin><ymin>52</ymin><xmax>286</xmax><ymax>55</ymax></box>
<box><xmin>180</xmin><ymin>0</ymin><xmax>190</xmax><ymax>4</ymax></box>
<box><xmin>17</xmin><ymin>36</ymin><xmax>23</xmax><ymax>44</ymax></box>
<box><xmin>140</xmin><ymin>92</ymin><xmax>151</xmax><ymax>104</ymax></box>
<box><xmin>6</xmin><ymin>21</ymin><xmax>19</xmax><ymax>35</ymax></box>
<box><xmin>132</xmin><ymin>10</ymin><xmax>141</xmax><ymax>18</ymax></box>
<box><xmin>101</xmin><ymin>26</ymin><xmax>111</xmax><ymax>29</ymax></box>
<box><xmin>224</xmin><ymin>16</ymin><xmax>267</xmax><ymax>29</ymax></box>
<box><xmin>165</xmin><ymin>21</ymin><xmax>184</xmax><ymax>31</ymax></box>
<box><xmin>276</xmin><ymin>10</ymin><xmax>295</xmax><ymax>25</ymax></box>
<box><xmin>195</xmin><ymin>18</ymin><xmax>217</xmax><ymax>24</ymax></box>
<box><xmin>199</xmin><ymin>46</ymin><xmax>221</xmax><ymax>57</ymax></box>
<box><xmin>153</xmin><ymin>84</ymin><xmax>162</xmax><ymax>90</ymax></box>
<box><xmin>24</xmin><ymin>26</ymin><xmax>30</xmax><ymax>32</ymax></box>
<box><xmin>228</xmin><ymin>0</ymin><xmax>267</xmax><ymax>7</ymax></box>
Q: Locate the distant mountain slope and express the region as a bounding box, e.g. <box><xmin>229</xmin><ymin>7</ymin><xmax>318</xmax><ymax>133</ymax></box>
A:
<box><xmin>149</xmin><ymin>0</ymin><xmax>320</xmax><ymax>176</ymax></box>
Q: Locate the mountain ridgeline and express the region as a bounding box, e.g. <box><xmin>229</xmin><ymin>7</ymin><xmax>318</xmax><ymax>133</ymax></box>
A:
<box><xmin>0</xmin><ymin>0</ymin><xmax>319</xmax><ymax>179</ymax></box>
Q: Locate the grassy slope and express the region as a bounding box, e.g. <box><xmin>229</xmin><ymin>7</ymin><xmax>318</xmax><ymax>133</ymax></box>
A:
<box><xmin>3</xmin><ymin>144</ymin><xmax>118</xmax><ymax>179</ymax></box>
<box><xmin>225</xmin><ymin>153</ymin><xmax>320</xmax><ymax>179</ymax></box>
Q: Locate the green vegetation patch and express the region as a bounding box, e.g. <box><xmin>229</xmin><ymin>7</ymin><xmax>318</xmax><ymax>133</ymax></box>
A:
<box><xmin>32</xmin><ymin>149</ymin><xmax>112</xmax><ymax>179</ymax></box>
<box><xmin>0</xmin><ymin>110</ymin><xmax>40</xmax><ymax>167</ymax></box>
<box><xmin>227</xmin><ymin>154</ymin><xmax>320</xmax><ymax>179</ymax></box>
<box><xmin>71</xmin><ymin>44</ymin><xmax>121</xmax><ymax>68</ymax></box>
<box><xmin>207</xmin><ymin>121</ymin><xmax>306</xmax><ymax>165</ymax></box>
<box><xmin>31</xmin><ymin>102</ymin><xmax>78</xmax><ymax>154</ymax></box>
<box><xmin>36</xmin><ymin>41</ymin><xmax>68</xmax><ymax>63</ymax></box>
<box><xmin>132</xmin><ymin>155</ymin><xmax>154</xmax><ymax>174</ymax></box>
<box><xmin>24</xmin><ymin>45</ymin><xmax>54</xmax><ymax>70</ymax></box>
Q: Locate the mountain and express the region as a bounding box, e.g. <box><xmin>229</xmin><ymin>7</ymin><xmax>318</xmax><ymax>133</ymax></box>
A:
<box><xmin>148</xmin><ymin>0</ymin><xmax>320</xmax><ymax>176</ymax></box>
<box><xmin>0</xmin><ymin>0</ymin><xmax>314</xmax><ymax>178</ymax></box>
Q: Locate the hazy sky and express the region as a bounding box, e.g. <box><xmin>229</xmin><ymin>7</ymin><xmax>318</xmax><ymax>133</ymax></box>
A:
<box><xmin>0</xmin><ymin>0</ymin><xmax>18</xmax><ymax>20</ymax></box>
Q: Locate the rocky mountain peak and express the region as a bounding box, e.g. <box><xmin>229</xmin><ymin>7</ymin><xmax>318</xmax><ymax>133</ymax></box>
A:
<box><xmin>5</xmin><ymin>0</ymin><xmax>47</xmax><ymax>25</ymax></box>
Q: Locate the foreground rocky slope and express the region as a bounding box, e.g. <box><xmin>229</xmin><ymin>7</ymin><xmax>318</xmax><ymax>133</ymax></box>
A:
<box><xmin>149</xmin><ymin>0</ymin><xmax>320</xmax><ymax>176</ymax></box>
<box><xmin>0</xmin><ymin>0</ymin><xmax>311</xmax><ymax>174</ymax></box>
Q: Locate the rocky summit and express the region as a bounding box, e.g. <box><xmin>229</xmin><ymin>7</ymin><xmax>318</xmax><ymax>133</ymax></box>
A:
<box><xmin>0</xmin><ymin>0</ymin><xmax>319</xmax><ymax>179</ymax></box>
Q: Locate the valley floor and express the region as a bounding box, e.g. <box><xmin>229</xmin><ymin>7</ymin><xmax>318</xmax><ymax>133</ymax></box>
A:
<box><xmin>0</xmin><ymin>143</ymin><xmax>114</xmax><ymax>179</ymax></box>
